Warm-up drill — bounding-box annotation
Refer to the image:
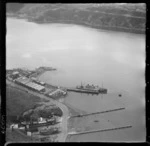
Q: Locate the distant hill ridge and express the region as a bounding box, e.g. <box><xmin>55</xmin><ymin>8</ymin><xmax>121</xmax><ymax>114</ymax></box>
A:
<box><xmin>7</xmin><ymin>3</ymin><xmax>146</xmax><ymax>34</ymax></box>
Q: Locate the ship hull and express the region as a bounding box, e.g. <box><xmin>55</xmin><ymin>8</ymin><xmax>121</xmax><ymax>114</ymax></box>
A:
<box><xmin>67</xmin><ymin>88</ymin><xmax>99</xmax><ymax>94</ymax></box>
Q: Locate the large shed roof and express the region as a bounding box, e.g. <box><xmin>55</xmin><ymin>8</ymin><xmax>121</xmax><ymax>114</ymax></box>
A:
<box><xmin>26</xmin><ymin>82</ymin><xmax>45</xmax><ymax>91</ymax></box>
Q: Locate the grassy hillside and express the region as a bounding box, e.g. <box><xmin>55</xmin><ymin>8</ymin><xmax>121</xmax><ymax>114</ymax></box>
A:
<box><xmin>7</xmin><ymin>3</ymin><xmax>146</xmax><ymax>34</ymax></box>
<box><xmin>6</xmin><ymin>85</ymin><xmax>42</xmax><ymax>124</ymax></box>
<box><xmin>6</xmin><ymin>3</ymin><xmax>24</xmax><ymax>12</ymax></box>
<box><xmin>6</xmin><ymin>129</ymin><xmax>33</xmax><ymax>142</ymax></box>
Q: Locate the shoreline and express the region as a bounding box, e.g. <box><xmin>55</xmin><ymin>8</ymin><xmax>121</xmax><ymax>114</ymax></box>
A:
<box><xmin>55</xmin><ymin>96</ymin><xmax>87</xmax><ymax>142</ymax></box>
<box><xmin>6</xmin><ymin>79</ymin><xmax>87</xmax><ymax>142</ymax></box>
<box><xmin>62</xmin><ymin>101</ymin><xmax>87</xmax><ymax>142</ymax></box>
<box><xmin>6</xmin><ymin>80</ymin><xmax>69</xmax><ymax>142</ymax></box>
<box><xmin>7</xmin><ymin>16</ymin><xmax>145</xmax><ymax>35</ymax></box>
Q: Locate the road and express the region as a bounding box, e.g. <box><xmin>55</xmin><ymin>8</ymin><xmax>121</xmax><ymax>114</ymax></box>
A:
<box><xmin>6</xmin><ymin>80</ymin><xmax>69</xmax><ymax>142</ymax></box>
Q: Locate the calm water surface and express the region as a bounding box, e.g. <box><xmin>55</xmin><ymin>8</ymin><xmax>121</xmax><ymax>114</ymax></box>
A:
<box><xmin>7</xmin><ymin>18</ymin><xmax>145</xmax><ymax>142</ymax></box>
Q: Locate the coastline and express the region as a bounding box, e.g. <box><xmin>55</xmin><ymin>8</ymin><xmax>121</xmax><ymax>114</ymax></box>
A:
<box><xmin>6</xmin><ymin>68</ymin><xmax>87</xmax><ymax>142</ymax></box>
<box><xmin>6</xmin><ymin>79</ymin><xmax>88</xmax><ymax>142</ymax></box>
<box><xmin>55</xmin><ymin>95</ymin><xmax>87</xmax><ymax>142</ymax></box>
<box><xmin>6</xmin><ymin>80</ymin><xmax>68</xmax><ymax>142</ymax></box>
<box><xmin>7</xmin><ymin>16</ymin><xmax>145</xmax><ymax>35</ymax></box>
<box><xmin>62</xmin><ymin>101</ymin><xmax>87</xmax><ymax>142</ymax></box>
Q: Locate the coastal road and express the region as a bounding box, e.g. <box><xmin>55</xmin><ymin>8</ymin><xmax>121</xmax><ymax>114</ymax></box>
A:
<box><xmin>6</xmin><ymin>80</ymin><xmax>69</xmax><ymax>142</ymax></box>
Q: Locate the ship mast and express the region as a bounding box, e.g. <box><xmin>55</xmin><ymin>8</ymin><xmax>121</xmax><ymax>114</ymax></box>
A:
<box><xmin>81</xmin><ymin>81</ymin><xmax>83</xmax><ymax>88</ymax></box>
<box><xmin>102</xmin><ymin>81</ymin><xmax>103</xmax><ymax>98</ymax></box>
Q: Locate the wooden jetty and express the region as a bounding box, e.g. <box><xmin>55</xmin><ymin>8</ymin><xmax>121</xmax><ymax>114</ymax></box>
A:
<box><xmin>68</xmin><ymin>125</ymin><xmax>132</xmax><ymax>135</ymax></box>
<box><xmin>70</xmin><ymin>107</ymin><xmax>125</xmax><ymax>118</ymax></box>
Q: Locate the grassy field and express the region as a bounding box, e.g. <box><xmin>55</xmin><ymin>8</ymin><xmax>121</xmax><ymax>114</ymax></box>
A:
<box><xmin>6</xmin><ymin>85</ymin><xmax>43</xmax><ymax>123</ymax></box>
<box><xmin>6</xmin><ymin>128</ymin><xmax>32</xmax><ymax>142</ymax></box>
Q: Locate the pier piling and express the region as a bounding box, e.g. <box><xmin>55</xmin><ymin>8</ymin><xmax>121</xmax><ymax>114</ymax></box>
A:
<box><xmin>68</xmin><ymin>125</ymin><xmax>132</xmax><ymax>135</ymax></box>
<box><xmin>70</xmin><ymin>107</ymin><xmax>125</xmax><ymax>118</ymax></box>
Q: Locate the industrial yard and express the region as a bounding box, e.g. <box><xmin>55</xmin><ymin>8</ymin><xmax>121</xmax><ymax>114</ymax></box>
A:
<box><xmin>6</xmin><ymin>66</ymin><xmax>136</xmax><ymax>142</ymax></box>
<box><xmin>6</xmin><ymin>66</ymin><xmax>68</xmax><ymax>142</ymax></box>
<box><xmin>6</xmin><ymin>67</ymin><xmax>67</xmax><ymax>100</ymax></box>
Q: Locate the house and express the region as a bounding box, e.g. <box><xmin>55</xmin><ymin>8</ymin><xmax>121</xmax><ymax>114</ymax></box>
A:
<box><xmin>38</xmin><ymin>117</ymin><xmax>46</xmax><ymax>124</ymax></box>
<box><xmin>27</xmin><ymin>131</ymin><xmax>32</xmax><ymax>136</ymax></box>
<box><xmin>19</xmin><ymin>126</ymin><xmax>25</xmax><ymax>130</ymax></box>
<box><xmin>57</xmin><ymin>117</ymin><xmax>62</xmax><ymax>123</ymax></box>
<box><xmin>10</xmin><ymin>124</ymin><xmax>18</xmax><ymax>129</ymax></box>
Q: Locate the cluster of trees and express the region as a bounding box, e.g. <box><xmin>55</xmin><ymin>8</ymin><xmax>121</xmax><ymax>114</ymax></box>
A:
<box><xmin>38</xmin><ymin>107</ymin><xmax>63</xmax><ymax>118</ymax></box>
<box><xmin>12</xmin><ymin>107</ymin><xmax>63</xmax><ymax>124</ymax></box>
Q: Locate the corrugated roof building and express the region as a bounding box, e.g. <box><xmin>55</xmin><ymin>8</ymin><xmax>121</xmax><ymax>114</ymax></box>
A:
<box><xmin>26</xmin><ymin>82</ymin><xmax>45</xmax><ymax>92</ymax></box>
<box><xmin>15</xmin><ymin>77</ymin><xmax>45</xmax><ymax>92</ymax></box>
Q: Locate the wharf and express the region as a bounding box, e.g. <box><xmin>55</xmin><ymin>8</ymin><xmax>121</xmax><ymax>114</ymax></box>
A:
<box><xmin>67</xmin><ymin>88</ymin><xmax>99</xmax><ymax>94</ymax></box>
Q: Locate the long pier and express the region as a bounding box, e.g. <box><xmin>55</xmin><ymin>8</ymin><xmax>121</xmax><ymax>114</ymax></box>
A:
<box><xmin>70</xmin><ymin>107</ymin><xmax>125</xmax><ymax>118</ymax></box>
<box><xmin>68</xmin><ymin>125</ymin><xmax>132</xmax><ymax>135</ymax></box>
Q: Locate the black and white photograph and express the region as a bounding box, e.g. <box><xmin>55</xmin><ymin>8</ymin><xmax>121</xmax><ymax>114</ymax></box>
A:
<box><xmin>5</xmin><ymin>3</ymin><xmax>146</xmax><ymax>142</ymax></box>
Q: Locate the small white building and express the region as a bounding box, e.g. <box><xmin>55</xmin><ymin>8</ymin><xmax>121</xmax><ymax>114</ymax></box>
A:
<box><xmin>19</xmin><ymin>126</ymin><xmax>25</xmax><ymax>130</ymax></box>
<box><xmin>38</xmin><ymin>117</ymin><xmax>46</xmax><ymax>123</ymax></box>
<box><xmin>12</xmin><ymin>71</ymin><xmax>19</xmax><ymax>75</ymax></box>
<box><xmin>57</xmin><ymin>117</ymin><xmax>62</xmax><ymax>122</ymax></box>
<box><xmin>27</xmin><ymin>131</ymin><xmax>32</xmax><ymax>136</ymax></box>
<box><xmin>10</xmin><ymin>124</ymin><xmax>18</xmax><ymax>129</ymax></box>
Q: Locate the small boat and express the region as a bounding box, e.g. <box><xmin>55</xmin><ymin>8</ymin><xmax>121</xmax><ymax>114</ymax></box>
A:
<box><xmin>118</xmin><ymin>94</ymin><xmax>122</xmax><ymax>97</ymax></box>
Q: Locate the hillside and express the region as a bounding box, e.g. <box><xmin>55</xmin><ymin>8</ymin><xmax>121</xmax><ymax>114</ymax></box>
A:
<box><xmin>6</xmin><ymin>85</ymin><xmax>43</xmax><ymax>124</ymax></box>
<box><xmin>7</xmin><ymin>3</ymin><xmax>146</xmax><ymax>34</ymax></box>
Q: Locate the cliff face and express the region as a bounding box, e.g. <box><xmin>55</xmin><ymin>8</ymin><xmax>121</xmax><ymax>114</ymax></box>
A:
<box><xmin>7</xmin><ymin>3</ymin><xmax>146</xmax><ymax>34</ymax></box>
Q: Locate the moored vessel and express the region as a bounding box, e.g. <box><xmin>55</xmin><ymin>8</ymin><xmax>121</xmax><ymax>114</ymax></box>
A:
<box><xmin>67</xmin><ymin>83</ymin><xmax>107</xmax><ymax>94</ymax></box>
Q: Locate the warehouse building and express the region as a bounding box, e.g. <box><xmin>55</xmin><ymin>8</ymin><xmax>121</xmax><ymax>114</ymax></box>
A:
<box><xmin>15</xmin><ymin>77</ymin><xmax>45</xmax><ymax>92</ymax></box>
<box><xmin>15</xmin><ymin>77</ymin><xmax>30</xmax><ymax>85</ymax></box>
<box><xmin>32</xmin><ymin>79</ymin><xmax>45</xmax><ymax>86</ymax></box>
<box><xmin>25</xmin><ymin>82</ymin><xmax>45</xmax><ymax>92</ymax></box>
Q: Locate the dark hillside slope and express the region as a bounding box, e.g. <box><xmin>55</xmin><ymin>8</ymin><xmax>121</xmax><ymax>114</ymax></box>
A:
<box><xmin>7</xmin><ymin>3</ymin><xmax>24</xmax><ymax>13</ymax></box>
<box><xmin>7</xmin><ymin>3</ymin><xmax>146</xmax><ymax>34</ymax></box>
<box><xmin>6</xmin><ymin>85</ymin><xmax>42</xmax><ymax>124</ymax></box>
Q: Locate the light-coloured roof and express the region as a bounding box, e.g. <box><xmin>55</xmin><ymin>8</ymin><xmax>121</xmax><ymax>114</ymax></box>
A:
<box><xmin>12</xmin><ymin>71</ymin><xmax>19</xmax><ymax>75</ymax></box>
<box><xmin>40</xmin><ymin>81</ymin><xmax>45</xmax><ymax>84</ymax></box>
<box><xmin>26</xmin><ymin>82</ymin><xmax>45</xmax><ymax>91</ymax></box>
<box><xmin>15</xmin><ymin>77</ymin><xmax>30</xmax><ymax>84</ymax></box>
<box><xmin>49</xmin><ymin>89</ymin><xmax>66</xmax><ymax>96</ymax></box>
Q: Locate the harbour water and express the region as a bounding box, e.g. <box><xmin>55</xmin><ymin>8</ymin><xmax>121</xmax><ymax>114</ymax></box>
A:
<box><xmin>7</xmin><ymin>18</ymin><xmax>145</xmax><ymax>142</ymax></box>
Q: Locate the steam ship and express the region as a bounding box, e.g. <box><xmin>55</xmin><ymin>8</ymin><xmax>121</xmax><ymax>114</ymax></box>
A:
<box><xmin>67</xmin><ymin>83</ymin><xmax>107</xmax><ymax>94</ymax></box>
